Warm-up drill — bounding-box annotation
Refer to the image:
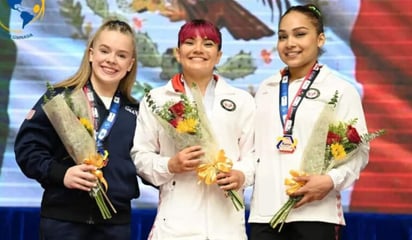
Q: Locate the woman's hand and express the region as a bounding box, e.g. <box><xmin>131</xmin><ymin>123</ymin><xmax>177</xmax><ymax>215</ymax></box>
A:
<box><xmin>168</xmin><ymin>145</ymin><xmax>204</xmax><ymax>173</ymax></box>
<box><xmin>216</xmin><ymin>169</ymin><xmax>245</xmax><ymax>191</ymax></box>
<box><xmin>290</xmin><ymin>174</ymin><xmax>334</xmax><ymax>208</ymax></box>
<box><xmin>64</xmin><ymin>164</ymin><xmax>97</xmax><ymax>192</ymax></box>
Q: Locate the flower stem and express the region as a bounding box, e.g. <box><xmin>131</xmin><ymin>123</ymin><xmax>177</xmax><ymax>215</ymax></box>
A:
<box><xmin>227</xmin><ymin>190</ymin><xmax>244</xmax><ymax>211</ymax></box>
<box><xmin>97</xmin><ymin>181</ymin><xmax>117</xmax><ymax>214</ymax></box>
<box><xmin>269</xmin><ymin>196</ymin><xmax>302</xmax><ymax>232</ymax></box>
<box><xmin>90</xmin><ymin>182</ymin><xmax>117</xmax><ymax>219</ymax></box>
<box><xmin>96</xmin><ymin>189</ymin><xmax>111</xmax><ymax>219</ymax></box>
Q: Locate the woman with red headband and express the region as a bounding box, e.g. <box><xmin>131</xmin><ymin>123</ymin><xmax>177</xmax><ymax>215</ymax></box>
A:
<box><xmin>131</xmin><ymin>19</ymin><xmax>256</xmax><ymax>239</ymax></box>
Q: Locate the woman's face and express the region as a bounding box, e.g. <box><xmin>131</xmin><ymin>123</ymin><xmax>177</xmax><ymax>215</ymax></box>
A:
<box><xmin>89</xmin><ymin>29</ymin><xmax>135</xmax><ymax>92</ymax></box>
<box><xmin>277</xmin><ymin>11</ymin><xmax>325</xmax><ymax>75</ymax></box>
<box><xmin>175</xmin><ymin>35</ymin><xmax>222</xmax><ymax>76</ymax></box>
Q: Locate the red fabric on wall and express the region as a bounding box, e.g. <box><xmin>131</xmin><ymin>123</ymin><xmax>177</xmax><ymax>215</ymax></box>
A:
<box><xmin>350</xmin><ymin>0</ymin><xmax>412</xmax><ymax>213</ymax></box>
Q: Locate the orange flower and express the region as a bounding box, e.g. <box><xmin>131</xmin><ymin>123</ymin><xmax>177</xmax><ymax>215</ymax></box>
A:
<box><xmin>260</xmin><ymin>49</ymin><xmax>272</xmax><ymax>64</ymax></box>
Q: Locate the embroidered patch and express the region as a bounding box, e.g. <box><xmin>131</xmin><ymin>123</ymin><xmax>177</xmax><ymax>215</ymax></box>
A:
<box><xmin>125</xmin><ymin>106</ymin><xmax>138</xmax><ymax>116</ymax></box>
<box><xmin>305</xmin><ymin>88</ymin><xmax>320</xmax><ymax>99</ymax></box>
<box><xmin>220</xmin><ymin>99</ymin><xmax>236</xmax><ymax>112</ymax></box>
<box><xmin>26</xmin><ymin>109</ymin><xmax>35</xmax><ymax>120</ymax></box>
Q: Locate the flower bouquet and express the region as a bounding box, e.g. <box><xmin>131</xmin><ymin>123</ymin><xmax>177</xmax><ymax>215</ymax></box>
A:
<box><xmin>269</xmin><ymin>91</ymin><xmax>385</xmax><ymax>231</ymax></box>
<box><xmin>145</xmin><ymin>84</ymin><xmax>244</xmax><ymax>211</ymax></box>
<box><xmin>42</xmin><ymin>84</ymin><xmax>116</xmax><ymax>219</ymax></box>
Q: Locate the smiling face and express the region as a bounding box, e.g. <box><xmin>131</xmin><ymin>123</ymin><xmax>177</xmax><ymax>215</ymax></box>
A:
<box><xmin>89</xmin><ymin>29</ymin><xmax>135</xmax><ymax>96</ymax></box>
<box><xmin>174</xmin><ymin>20</ymin><xmax>222</xmax><ymax>80</ymax></box>
<box><xmin>277</xmin><ymin>11</ymin><xmax>325</xmax><ymax>79</ymax></box>
<box><xmin>175</xmin><ymin>35</ymin><xmax>222</xmax><ymax>77</ymax></box>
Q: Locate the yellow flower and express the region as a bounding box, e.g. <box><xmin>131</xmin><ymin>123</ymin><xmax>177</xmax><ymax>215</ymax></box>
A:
<box><xmin>176</xmin><ymin>118</ymin><xmax>198</xmax><ymax>134</ymax></box>
<box><xmin>284</xmin><ymin>170</ymin><xmax>307</xmax><ymax>195</ymax></box>
<box><xmin>79</xmin><ymin>117</ymin><xmax>93</xmax><ymax>136</ymax></box>
<box><xmin>331</xmin><ymin>143</ymin><xmax>346</xmax><ymax>160</ymax></box>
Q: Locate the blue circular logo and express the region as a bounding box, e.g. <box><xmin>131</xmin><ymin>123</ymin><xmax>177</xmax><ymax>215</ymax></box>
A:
<box><xmin>0</xmin><ymin>0</ymin><xmax>46</xmax><ymax>38</ymax></box>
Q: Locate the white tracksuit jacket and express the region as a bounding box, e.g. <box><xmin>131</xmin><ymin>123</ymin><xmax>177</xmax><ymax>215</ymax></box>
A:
<box><xmin>249</xmin><ymin>65</ymin><xmax>369</xmax><ymax>225</ymax></box>
<box><xmin>132</xmin><ymin>74</ymin><xmax>256</xmax><ymax>240</ymax></box>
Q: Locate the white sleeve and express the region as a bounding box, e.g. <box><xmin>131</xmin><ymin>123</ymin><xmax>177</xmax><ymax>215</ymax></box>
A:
<box><xmin>232</xmin><ymin>95</ymin><xmax>257</xmax><ymax>188</ymax></box>
<box><xmin>131</xmin><ymin>96</ymin><xmax>174</xmax><ymax>186</ymax></box>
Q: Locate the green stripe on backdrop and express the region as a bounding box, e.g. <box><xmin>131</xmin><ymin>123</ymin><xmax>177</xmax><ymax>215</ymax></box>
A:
<box><xmin>0</xmin><ymin>2</ymin><xmax>16</xmax><ymax>174</ymax></box>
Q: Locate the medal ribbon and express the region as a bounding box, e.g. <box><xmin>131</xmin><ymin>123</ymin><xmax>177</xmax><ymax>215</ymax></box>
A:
<box><xmin>279</xmin><ymin>62</ymin><xmax>322</xmax><ymax>135</ymax></box>
<box><xmin>83</xmin><ymin>83</ymin><xmax>121</xmax><ymax>155</ymax></box>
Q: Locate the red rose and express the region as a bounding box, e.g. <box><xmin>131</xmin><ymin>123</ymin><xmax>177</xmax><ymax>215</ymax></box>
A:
<box><xmin>327</xmin><ymin>131</ymin><xmax>341</xmax><ymax>145</ymax></box>
<box><xmin>169</xmin><ymin>118</ymin><xmax>179</xmax><ymax>128</ymax></box>
<box><xmin>169</xmin><ymin>101</ymin><xmax>185</xmax><ymax>117</ymax></box>
<box><xmin>346</xmin><ymin>125</ymin><xmax>362</xmax><ymax>144</ymax></box>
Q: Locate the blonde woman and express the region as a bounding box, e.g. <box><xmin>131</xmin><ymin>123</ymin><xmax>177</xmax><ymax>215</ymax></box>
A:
<box><xmin>14</xmin><ymin>20</ymin><xmax>140</xmax><ymax>240</ymax></box>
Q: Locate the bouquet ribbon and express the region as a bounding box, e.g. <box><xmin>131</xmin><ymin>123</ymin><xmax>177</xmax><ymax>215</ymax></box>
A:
<box><xmin>83</xmin><ymin>151</ymin><xmax>109</xmax><ymax>191</ymax></box>
<box><xmin>285</xmin><ymin>170</ymin><xmax>307</xmax><ymax>195</ymax></box>
<box><xmin>197</xmin><ymin>150</ymin><xmax>233</xmax><ymax>185</ymax></box>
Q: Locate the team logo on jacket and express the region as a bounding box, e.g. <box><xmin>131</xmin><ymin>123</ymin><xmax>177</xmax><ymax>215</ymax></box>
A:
<box><xmin>220</xmin><ymin>99</ymin><xmax>236</xmax><ymax>112</ymax></box>
<box><xmin>305</xmin><ymin>88</ymin><xmax>320</xmax><ymax>99</ymax></box>
<box><xmin>125</xmin><ymin>106</ymin><xmax>138</xmax><ymax>116</ymax></box>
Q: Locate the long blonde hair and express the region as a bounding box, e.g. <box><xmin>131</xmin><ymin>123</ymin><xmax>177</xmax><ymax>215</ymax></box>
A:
<box><xmin>54</xmin><ymin>19</ymin><xmax>138</xmax><ymax>103</ymax></box>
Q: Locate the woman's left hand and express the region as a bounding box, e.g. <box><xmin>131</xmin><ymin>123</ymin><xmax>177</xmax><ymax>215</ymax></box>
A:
<box><xmin>216</xmin><ymin>170</ymin><xmax>245</xmax><ymax>191</ymax></box>
<box><xmin>290</xmin><ymin>174</ymin><xmax>334</xmax><ymax>208</ymax></box>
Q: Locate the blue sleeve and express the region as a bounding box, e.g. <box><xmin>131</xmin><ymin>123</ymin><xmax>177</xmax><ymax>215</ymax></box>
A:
<box><xmin>14</xmin><ymin>93</ymin><xmax>72</xmax><ymax>187</ymax></box>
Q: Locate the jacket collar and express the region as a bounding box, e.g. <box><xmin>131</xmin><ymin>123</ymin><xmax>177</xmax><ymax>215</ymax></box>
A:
<box><xmin>170</xmin><ymin>73</ymin><xmax>232</xmax><ymax>94</ymax></box>
<box><xmin>267</xmin><ymin>64</ymin><xmax>328</xmax><ymax>87</ymax></box>
<box><xmin>171</xmin><ymin>73</ymin><xmax>219</xmax><ymax>93</ymax></box>
<box><xmin>164</xmin><ymin>73</ymin><xmax>238</xmax><ymax>97</ymax></box>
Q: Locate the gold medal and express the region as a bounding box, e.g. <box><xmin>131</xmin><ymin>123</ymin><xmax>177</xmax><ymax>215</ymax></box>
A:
<box><xmin>276</xmin><ymin>135</ymin><xmax>297</xmax><ymax>153</ymax></box>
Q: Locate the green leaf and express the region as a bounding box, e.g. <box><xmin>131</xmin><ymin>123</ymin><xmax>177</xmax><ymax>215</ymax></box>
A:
<box><xmin>86</xmin><ymin>0</ymin><xmax>109</xmax><ymax>18</ymax></box>
<box><xmin>58</xmin><ymin>0</ymin><xmax>87</xmax><ymax>39</ymax></box>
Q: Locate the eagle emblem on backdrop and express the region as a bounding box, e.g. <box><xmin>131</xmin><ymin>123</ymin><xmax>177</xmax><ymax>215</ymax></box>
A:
<box><xmin>59</xmin><ymin>0</ymin><xmax>292</xmax><ymax>96</ymax></box>
<box><xmin>128</xmin><ymin>0</ymin><xmax>293</xmax><ymax>86</ymax></box>
<box><xmin>131</xmin><ymin>0</ymin><xmax>278</xmax><ymax>40</ymax></box>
